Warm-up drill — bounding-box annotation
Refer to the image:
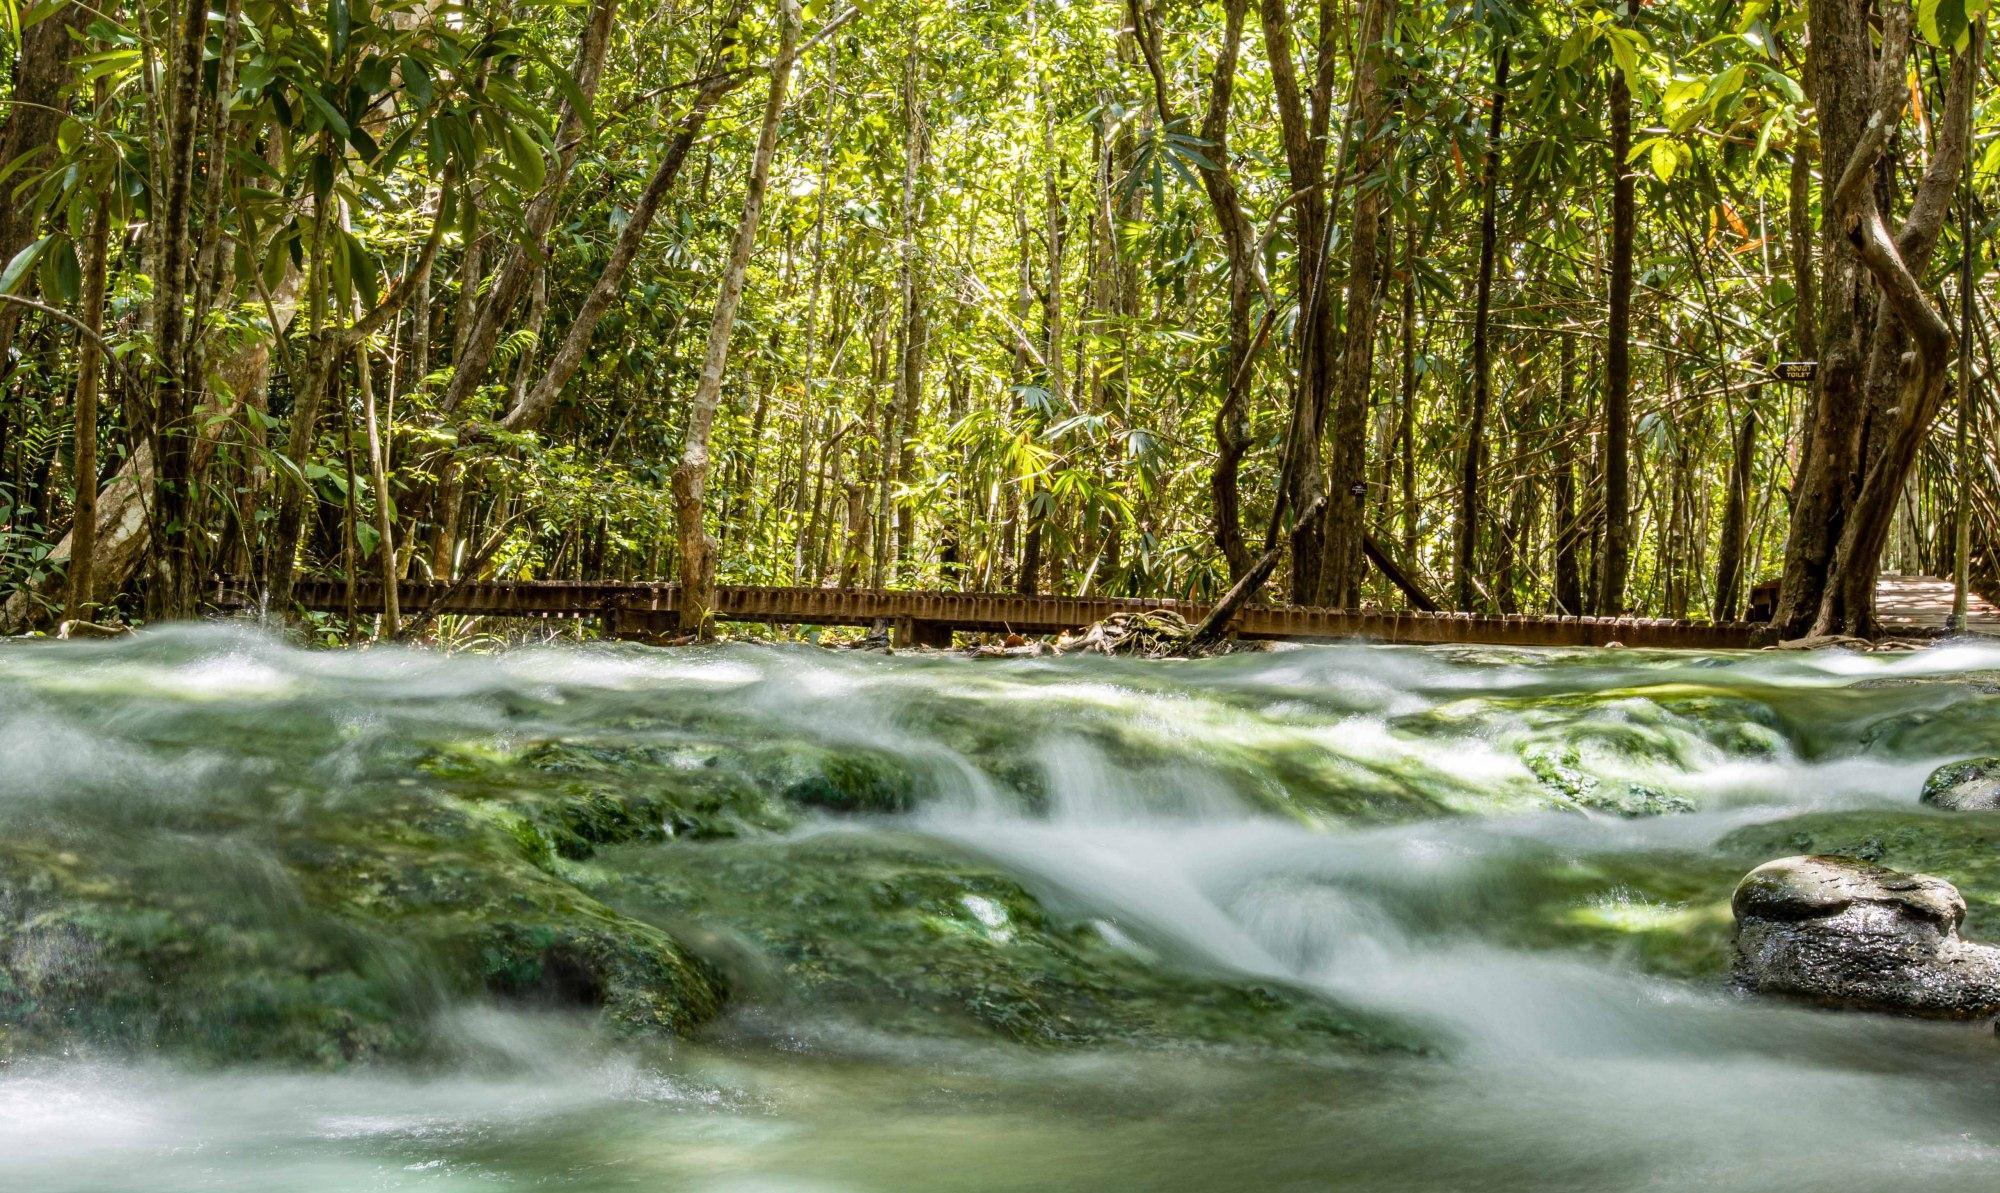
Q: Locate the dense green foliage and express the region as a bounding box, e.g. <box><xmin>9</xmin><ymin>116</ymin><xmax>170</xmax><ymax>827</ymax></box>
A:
<box><xmin>0</xmin><ymin>0</ymin><xmax>1992</xmax><ymax>636</ymax></box>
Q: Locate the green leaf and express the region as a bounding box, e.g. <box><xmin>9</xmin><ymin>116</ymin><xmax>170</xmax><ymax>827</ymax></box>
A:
<box><xmin>1753</xmin><ymin>64</ymin><xmax>1806</xmax><ymax>107</ymax></box>
<box><xmin>302</xmin><ymin>85</ymin><xmax>351</xmax><ymax>138</ymax></box>
<box><xmin>400</xmin><ymin>56</ymin><xmax>434</xmax><ymax>108</ymax></box>
<box><xmin>1605</xmin><ymin>28</ymin><xmax>1640</xmax><ymax>91</ymax></box>
<box><xmin>1976</xmin><ymin>135</ymin><xmax>2000</xmax><ymax>185</ymax></box>
<box><xmin>1650</xmin><ymin>139</ymin><xmax>1679</xmax><ymax>183</ymax></box>
<box><xmin>344</xmin><ymin>229</ymin><xmax>381</xmax><ymax>311</ymax></box>
<box><xmin>329</xmin><ymin>0</ymin><xmax>351</xmax><ymax>58</ymax></box>
<box><xmin>504</xmin><ymin>124</ymin><xmax>546</xmax><ymax>191</ymax></box>
<box><xmin>0</xmin><ymin>235</ymin><xmax>50</xmax><ymax>296</ymax></box>
<box><xmin>51</xmin><ymin>234</ymin><xmax>80</xmax><ymax>304</ymax></box>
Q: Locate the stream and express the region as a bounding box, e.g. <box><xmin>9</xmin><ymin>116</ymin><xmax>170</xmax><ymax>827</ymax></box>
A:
<box><xmin>3</xmin><ymin>628</ymin><xmax>1999</xmax><ymax>1191</ymax></box>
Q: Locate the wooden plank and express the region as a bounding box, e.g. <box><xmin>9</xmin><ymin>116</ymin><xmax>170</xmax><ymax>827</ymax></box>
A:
<box><xmin>229</xmin><ymin>578</ymin><xmax>1766</xmax><ymax>649</ymax></box>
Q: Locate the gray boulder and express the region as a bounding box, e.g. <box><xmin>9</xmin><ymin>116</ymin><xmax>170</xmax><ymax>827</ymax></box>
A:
<box><xmin>1920</xmin><ymin>758</ymin><xmax>2000</xmax><ymax>811</ymax></box>
<box><xmin>1732</xmin><ymin>855</ymin><xmax>2000</xmax><ymax>1019</ymax></box>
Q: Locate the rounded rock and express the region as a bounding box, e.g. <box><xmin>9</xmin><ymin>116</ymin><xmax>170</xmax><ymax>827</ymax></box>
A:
<box><xmin>1731</xmin><ymin>854</ymin><xmax>2000</xmax><ymax>1019</ymax></box>
<box><xmin>1919</xmin><ymin>758</ymin><xmax>2000</xmax><ymax>812</ymax></box>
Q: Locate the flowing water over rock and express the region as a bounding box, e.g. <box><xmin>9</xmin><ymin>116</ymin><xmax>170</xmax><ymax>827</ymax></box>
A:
<box><xmin>5</xmin><ymin>627</ymin><xmax>2000</xmax><ymax>1191</ymax></box>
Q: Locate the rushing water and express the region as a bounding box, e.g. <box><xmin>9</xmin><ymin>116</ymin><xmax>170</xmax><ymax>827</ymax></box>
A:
<box><xmin>4</xmin><ymin>627</ymin><xmax>2000</xmax><ymax>1192</ymax></box>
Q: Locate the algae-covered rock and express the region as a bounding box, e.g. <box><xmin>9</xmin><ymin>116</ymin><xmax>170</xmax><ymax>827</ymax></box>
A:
<box><xmin>1493</xmin><ymin>806</ymin><xmax>2000</xmax><ymax>985</ymax></box>
<box><xmin>582</xmin><ymin>833</ymin><xmax>1419</xmax><ymax>1054</ymax></box>
<box><xmin>1920</xmin><ymin>758</ymin><xmax>2000</xmax><ymax>811</ymax></box>
<box><xmin>1521</xmin><ymin>744</ymin><xmax>1695</xmax><ymax>817</ymax></box>
<box><xmin>766</xmin><ymin>745</ymin><xmax>918</xmax><ymax>814</ymax></box>
<box><xmin>0</xmin><ymin>782</ymin><xmax>726</xmax><ymax>1066</ymax></box>
<box><xmin>1730</xmin><ymin>854</ymin><xmax>2000</xmax><ymax>1018</ymax></box>
<box><xmin>1718</xmin><ymin>808</ymin><xmax>2000</xmax><ymax>941</ymax></box>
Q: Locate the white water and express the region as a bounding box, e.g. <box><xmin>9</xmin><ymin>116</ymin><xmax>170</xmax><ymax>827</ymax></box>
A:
<box><xmin>4</xmin><ymin>629</ymin><xmax>2000</xmax><ymax>1191</ymax></box>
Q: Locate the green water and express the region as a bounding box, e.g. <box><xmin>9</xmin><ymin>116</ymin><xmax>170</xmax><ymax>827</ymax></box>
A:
<box><xmin>3</xmin><ymin>628</ymin><xmax>2000</xmax><ymax>1191</ymax></box>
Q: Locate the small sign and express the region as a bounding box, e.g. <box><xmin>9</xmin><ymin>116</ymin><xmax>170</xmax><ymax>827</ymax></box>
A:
<box><xmin>1771</xmin><ymin>361</ymin><xmax>1818</xmax><ymax>383</ymax></box>
<box><xmin>1348</xmin><ymin>482</ymin><xmax>1369</xmax><ymax>497</ymax></box>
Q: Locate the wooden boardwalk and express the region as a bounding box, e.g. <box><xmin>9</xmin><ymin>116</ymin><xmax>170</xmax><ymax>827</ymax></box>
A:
<box><xmin>264</xmin><ymin>578</ymin><xmax>1756</xmax><ymax>649</ymax></box>
<box><xmin>242</xmin><ymin>574</ymin><xmax>1988</xmax><ymax>650</ymax></box>
<box><xmin>1873</xmin><ymin>575</ymin><xmax>2000</xmax><ymax>636</ymax></box>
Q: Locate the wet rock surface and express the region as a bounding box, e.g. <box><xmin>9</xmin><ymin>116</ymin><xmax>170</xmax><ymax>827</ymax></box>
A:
<box><xmin>1732</xmin><ymin>855</ymin><xmax>2000</xmax><ymax>1019</ymax></box>
<box><xmin>1920</xmin><ymin>758</ymin><xmax>2000</xmax><ymax>811</ymax></box>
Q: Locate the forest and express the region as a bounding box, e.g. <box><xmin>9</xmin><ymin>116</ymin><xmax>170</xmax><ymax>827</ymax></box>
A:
<box><xmin>0</xmin><ymin>0</ymin><xmax>1994</xmax><ymax>643</ymax></box>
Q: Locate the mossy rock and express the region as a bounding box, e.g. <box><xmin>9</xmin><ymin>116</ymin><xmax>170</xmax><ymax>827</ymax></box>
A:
<box><xmin>1854</xmin><ymin>688</ymin><xmax>2000</xmax><ymax>756</ymax></box>
<box><xmin>582</xmin><ymin>834</ymin><xmax>1423</xmax><ymax>1055</ymax></box>
<box><xmin>414</xmin><ymin>736</ymin><xmax>798</xmax><ymax>846</ymax></box>
<box><xmin>1919</xmin><ymin>757</ymin><xmax>2000</xmax><ymax>811</ymax></box>
<box><xmin>1718</xmin><ymin>808</ymin><xmax>2000</xmax><ymax>943</ymax></box>
<box><xmin>0</xmin><ymin>782</ymin><xmax>727</xmax><ymax>1067</ymax></box>
<box><xmin>1420</xmin><ymin>848</ymin><xmax>1742</xmax><ymax>980</ymax></box>
<box><xmin>762</xmin><ymin>745</ymin><xmax>920</xmax><ymax>815</ymax></box>
<box><xmin>1491</xmin><ymin>808</ymin><xmax>2000</xmax><ymax>987</ymax></box>
<box><xmin>1521</xmin><ymin>744</ymin><xmax>1694</xmax><ymax>817</ymax></box>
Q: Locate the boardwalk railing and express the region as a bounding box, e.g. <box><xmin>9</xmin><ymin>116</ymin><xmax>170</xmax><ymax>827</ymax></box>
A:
<box><xmin>231</xmin><ymin>578</ymin><xmax>1763</xmax><ymax>650</ymax></box>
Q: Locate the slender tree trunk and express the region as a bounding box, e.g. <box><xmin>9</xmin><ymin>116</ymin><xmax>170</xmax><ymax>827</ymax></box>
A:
<box><xmin>792</xmin><ymin>48</ymin><xmax>841</xmax><ymax>584</ymax></box>
<box><xmin>501</xmin><ymin>72</ymin><xmax>742</xmax><ymax>431</ymax></box>
<box><xmin>1258</xmin><ymin>0</ymin><xmax>1336</xmax><ymax>603</ymax></box>
<box><xmin>1132</xmin><ymin>0</ymin><xmax>1258</xmax><ymax>579</ymax></box>
<box><xmin>438</xmin><ymin>0</ymin><xmax>622</xmax><ymax>415</ymax></box>
<box><xmin>359</xmin><ymin>344</ymin><xmax>400</xmax><ymax>637</ymax></box>
<box><xmin>0</xmin><ymin>2</ymin><xmax>72</xmax><ymax>363</ymax></box>
<box><xmin>64</xmin><ymin>125</ymin><xmax>113</xmax><ymax>624</ymax></box>
<box><xmin>1714</xmin><ymin>392</ymin><xmax>1759</xmax><ymax>622</ymax></box>
<box><xmin>671</xmin><ymin>0</ymin><xmax>800</xmax><ymax>637</ymax></box>
<box><xmin>1453</xmin><ymin>42</ymin><xmax>1508</xmax><ymax>611</ymax></box>
<box><xmin>840</xmin><ymin>480</ymin><xmax>869</xmax><ymax>587</ymax></box>
<box><xmin>1552</xmin><ymin>333</ymin><xmax>1584</xmax><ymax>615</ymax></box>
<box><xmin>889</xmin><ymin>30</ymin><xmax>930</xmax><ymax>580</ymax></box>
<box><xmin>1397</xmin><ymin>216</ymin><xmax>1419</xmax><ymax>558</ymax></box>
<box><xmin>1951</xmin><ymin>119</ymin><xmax>1975</xmax><ymax>630</ymax></box>
<box><xmin>1322</xmin><ymin>0</ymin><xmax>1398</xmax><ymax>608</ymax></box>
<box><xmin>1596</xmin><ymin>16</ymin><xmax>1636</xmax><ymax>616</ymax></box>
<box><xmin>145</xmin><ymin>0</ymin><xmax>210</xmax><ymax>619</ymax></box>
<box><xmin>338</xmin><ymin>367</ymin><xmax>361</xmax><ymax>639</ymax></box>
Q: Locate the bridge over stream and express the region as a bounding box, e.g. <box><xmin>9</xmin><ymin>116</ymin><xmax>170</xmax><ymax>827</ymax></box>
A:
<box><xmin>238</xmin><ymin>574</ymin><xmax>1997</xmax><ymax>650</ymax></box>
<box><xmin>250</xmin><ymin>577</ymin><xmax>1769</xmax><ymax>649</ymax></box>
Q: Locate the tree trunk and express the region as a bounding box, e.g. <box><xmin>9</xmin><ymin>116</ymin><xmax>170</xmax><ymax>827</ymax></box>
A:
<box><xmin>145</xmin><ymin>0</ymin><xmax>211</xmax><ymax>620</ymax></box>
<box><xmin>1778</xmin><ymin>3</ymin><xmax>1980</xmax><ymax>637</ymax></box>
<box><xmin>1453</xmin><ymin>42</ymin><xmax>1508</xmax><ymax>611</ymax></box>
<box><xmin>1258</xmin><ymin>0</ymin><xmax>1336</xmax><ymax>603</ymax></box>
<box><xmin>1397</xmin><ymin>215</ymin><xmax>1420</xmax><ymax>559</ymax></box>
<box><xmin>1596</xmin><ymin>16</ymin><xmax>1636</xmax><ymax>616</ymax></box>
<box><xmin>501</xmin><ymin>71</ymin><xmax>743</xmax><ymax>432</ymax></box>
<box><xmin>1131</xmin><ymin>0</ymin><xmax>1258</xmax><ymax>580</ymax></box>
<box><xmin>359</xmin><ymin>344</ymin><xmax>400</xmax><ymax>637</ymax></box>
<box><xmin>1813</xmin><ymin>14</ymin><xmax>1981</xmax><ymax>634</ymax></box>
<box><xmin>1714</xmin><ymin>393</ymin><xmax>1759</xmax><ymax>622</ymax></box>
<box><xmin>438</xmin><ymin>0</ymin><xmax>622</xmax><ymax>415</ymax></box>
<box><xmin>1552</xmin><ymin>333</ymin><xmax>1584</xmax><ymax>615</ymax></box>
<box><xmin>0</xmin><ymin>2</ymin><xmax>72</xmax><ymax>362</ymax></box>
<box><xmin>671</xmin><ymin>0</ymin><xmax>800</xmax><ymax>637</ymax></box>
<box><xmin>889</xmin><ymin>30</ymin><xmax>930</xmax><ymax>581</ymax></box>
<box><xmin>1321</xmin><ymin>0</ymin><xmax>1398</xmax><ymax>608</ymax></box>
<box><xmin>64</xmin><ymin>104</ymin><xmax>112</xmax><ymax>624</ymax></box>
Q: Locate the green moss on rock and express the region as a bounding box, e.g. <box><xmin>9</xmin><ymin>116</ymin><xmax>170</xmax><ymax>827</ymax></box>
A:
<box><xmin>1919</xmin><ymin>757</ymin><xmax>2000</xmax><ymax>811</ymax></box>
<box><xmin>1719</xmin><ymin>808</ymin><xmax>2000</xmax><ymax>944</ymax></box>
<box><xmin>583</xmin><ymin>834</ymin><xmax>1422</xmax><ymax>1055</ymax></box>
<box><xmin>0</xmin><ymin>777</ymin><xmax>729</xmax><ymax>1067</ymax></box>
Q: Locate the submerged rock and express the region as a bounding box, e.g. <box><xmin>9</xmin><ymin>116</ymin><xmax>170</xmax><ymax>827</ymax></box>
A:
<box><xmin>584</xmin><ymin>834</ymin><xmax>1421</xmax><ymax>1054</ymax></box>
<box><xmin>1731</xmin><ymin>855</ymin><xmax>2000</xmax><ymax>1019</ymax></box>
<box><xmin>1920</xmin><ymin>758</ymin><xmax>2000</xmax><ymax>811</ymax></box>
<box><xmin>0</xmin><ymin>785</ymin><xmax>727</xmax><ymax>1066</ymax></box>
